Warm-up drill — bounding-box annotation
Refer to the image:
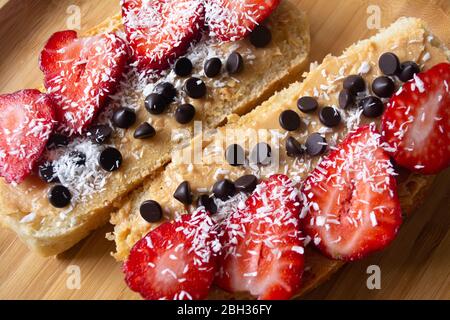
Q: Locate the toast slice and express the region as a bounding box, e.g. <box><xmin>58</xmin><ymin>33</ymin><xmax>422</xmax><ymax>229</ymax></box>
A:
<box><xmin>110</xmin><ymin>17</ymin><xmax>449</xmax><ymax>299</ymax></box>
<box><xmin>0</xmin><ymin>1</ymin><xmax>310</xmax><ymax>256</ymax></box>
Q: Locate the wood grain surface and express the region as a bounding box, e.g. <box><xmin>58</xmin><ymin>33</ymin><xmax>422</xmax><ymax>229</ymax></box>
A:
<box><xmin>0</xmin><ymin>0</ymin><xmax>449</xmax><ymax>300</ymax></box>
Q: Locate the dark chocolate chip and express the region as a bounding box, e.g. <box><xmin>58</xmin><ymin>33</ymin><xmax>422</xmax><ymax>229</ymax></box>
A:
<box><xmin>397</xmin><ymin>61</ymin><xmax>420</xmax><ymax>82</ymax></box>
<box><xmin>249</xmin><ymin>25</ymin><xmax>272</xmax><ymax>48</ymax></box>
<box><xmin>204</xmin><ymin>58</ymin><xmax>222</xmax><ymax>78</ymax></box>
<box><xmin>47</xmin><ymin>134</ymin><xmax>69</xmax><ymax>150</ymax></box>
<box><xmin>140</xmin><ymin>200</ymin><xmax>163</xmax><ymax>223</ymax></box>
<box><xmin>372</xmin><ymin>76</ymin><xmax>395</xmax><ymax>98</ymax></box>
<box><xmin>112</xmin><ymin>107</ymin><xmax>136</xmax><ymax>128</ymax></box>
<box><xmin>319</xmin><ymin>107</ymin><xmax>341</xmax><ymax>127</ymax></box>
<box><xmin>338</xmin><ymin>89</ymin><xmax>355</xmax><ymax>109</ymax></box>
<box><xmin>197</xmin><ymin>194</ymin><xmax>217</xmax><ymax>215</ymax></box>
<box><xmin>173</xmin><ymin>181</ymin><xmax>193</xmax><ymax>205</ymax></box>
<box><xmin>38</xmin><ymin>162</ymin><xmax>59</xmax><ymax>183</ymax></box>
<box><xmin>285</xmin><ymin>136</ymin><xmax>304</xmax><ymax>157</ymax></box>
<box><xmin>250</xmin><ymin>142</ymin><xmax>272</xmax><ymax>166</ymax></box>
<box><xmin>343</xmin><ymin>75</ymin><xmax>366</xmax><ymax>94</ymax></box>
<box><xmin>87</xmin><ymin>125</ymin><xmax>112</xmax><ymax>144</ymax></box>
<box><xmin>297</xmin><ymin>96</ymin><xmax>318</xmax><ymax>113</ymax></box>
<box><xmin>154</xmin><ymin>82</ymin><xmax>177</xmax><ymax>103</ymax></box>
<box><xmin>379</xmin><ymin>52</ymin><xmax>400</xmax><ymax>76</ymax></box>
<box><xmin>359</xmin><ymin>96</ymin><xmax>384</xmax><ymax>118</ymax></box>
<box><xmin>184</xmin><ymin>77</ymin><xmax>207</xmax><ymax>99</ymax></box>
<box><xmin>175</xmin><ymin>104</ymin><xmax>196</xmax><ymax>124</ymax></box>
<box><xmin>145</xmin><ymin>93</ymin><xmax>169</xmax><ymax>115</ymax></box>
<box><xmin>212</xmin><ymin>179</ymin><xmax>236</xmax><ymax>201</ymax></box>
<box><xmin>174</xmin><ymin>57</ymin><xmax>193</xmax><ymax>77</ymax></box>
<box><xmin>226</xmin><ymin>51</ymin><xmax>244</xmax><ymax>74</ymax></box>
<box><xmin>279</xmin><ymin>110</ymin><xmax>301</xmax><ymax>131</ymax></box>
<box><xmin>134</xmin><ymin>122</ymin><xmax>156</xmax><ymax>139</ymax></box>
<box><xmin>305</xmin><ymin>133</ymin><xmax>327</xmax><ymax>156</ymax></box>
<box><xmin>69</xmin><ymin>151</ymin><xmax>86</xmax><ymax>166</ymax></box>
<box><xmin>234</xmin><ymin>175</ymin><xmax>258</xmax><ymax>193</ymax></box>
<box><xmin>225</xmin><ymin>144</ymin><xmax>245</xmax><ymax>167</ymax></box>
<box><xmin>48</xmin><ymin>185</ymin><xmax>71</xmax><ymax>208</ymax></box>
<box><xmin>99</xmin><ymin>147</ymin><xmax>122</xmax><ymax>172</ymax></box>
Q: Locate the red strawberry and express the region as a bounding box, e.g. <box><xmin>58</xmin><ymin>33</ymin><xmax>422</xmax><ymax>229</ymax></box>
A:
<box><xmin>216</xmin><ymin>174</ymin><xmax>304</xmax><ymax>300</ymax></box>
<box><xmin>0</xmin><ymin>90</ymin><xmax>55</xmax><ymax>184</ymax></box>
<box><xmin>381</xmin><ymin>62</ymin><xmax>450</xmax><ymax>174</ymax></box>
<box><xmin>40</xmin><ymin>30</ymin><xmax>128</xmax><ymax>135</ymax></box>
<box><xmin>205</xmin><ymin>0</ymin><xmax>281</xmax><ymax>42</ymax></box>
<box><xmin>123</xmin><ymin>209</ymin><xmax>221</xmax><ymax>300</ymax></box>
<box><xmin>122</xmin><ymin>0</ymin><xmax>204</xmax><ymax>72</ymax></box>
<box><xmin>301</xmin><ymin>125</ymin><xmax>402</xmax><ymax>261</ymax></box>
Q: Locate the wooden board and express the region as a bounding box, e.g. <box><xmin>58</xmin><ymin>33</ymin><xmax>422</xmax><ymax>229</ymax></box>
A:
<box><xmin>0</xmin><ymin>0</ymin><xmax>449</xmax><ymax>300</ymax></box>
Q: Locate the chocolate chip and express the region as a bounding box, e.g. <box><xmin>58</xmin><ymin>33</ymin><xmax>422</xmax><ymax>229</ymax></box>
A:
<box><xmin>47</xmin><ymin>134</ymin><xmax>69</xmax><ymax>150</ymax></box>
<box><xmin>204</xmin><ymin>58</ymin><xmax>222</xmax><ymax>78</ymax></box>
<box><xmin>319</xmin><ymin>107</ymin><xmax>341</xmax><ymax>127</ymax></box>
<box><xmin>379</xmin><ymin>52</ymin><xmax>400</xmax><ymax>76</ymax></box>
<box><xmin>145</xmin><ymin>93</ymin><xmax>168</xmax><ymax>115</ymax></box>
<box><xmin>226</xmin><ymin>51</ymin><xmax>244</xmax><ymax>74</ymax></box>
<box><xmin>134</xmin><ymin>122</ymin><xmax>156</xmax><ymax>139</ymax></box>
<box><xmin>99</xmin><ymin>147</ymin><xmax>122</xmax><ymax>172</ymax></box>
<box><xmin>175</xmin><ymin>104</ymin><xmax>196</xmax><ymax>124</ymax></box>
<box><xmin>249</xmin><ymin>25</ymin><xmax>272</xmax><ymax>48</ymax></box>
<box><xmin>197</xmin><ymin>194</ymin><xmax>217</xmax><ymax>214</ymax></box>
<box><xmin>397</xmin><ymin>61</ymin><xmax>420</xmax><ymax>82</ymax></box>
<box><xmin>359</xmin><ymin>96</ymin><xmax>384</xmax><ymax>118</ymax></box>
<box><xmin>48</xmin><ymin>185</ymin><xmax>71</xmax><ymax>208</ymax></box>
<box><xmin>140</xmin><ymin>200</ymin><xmax>163</xmax><ymax>223</ymax></box>
<box><xmin>305</xmin><ymin>133</ymin><xmax>327</xmax><ymax>156</ymax></box>
<box><xmin>69</xmin><ymin>151</ymin><xmax>86</xmax><ymax>166</ymax></box>
<box><xmin>38</xmin><ymin>162</ymin><xmax>59</xmax><ymax>183</ymax></box>
<box><xmin>154</xmin><ymin>82</ymin><xmax>177</xmax><ymax>103</ymax></box>
<box><xmin>297</xmin><ymin>96</ymin><xmax>318</xmax><ymax>113</ymax></box>
<box><xmin>87</xmin><ymin>125</ymin><xmax>112</xmax><ymax>144</ymax></box>
<box><xmin>174</xmin><ymin>57</ymin><xmax>192</xmax><ymax>77</ymax></box>
<box><xmin>234</xmin><ymin>175</ymin><xmax>258</xmax><ymax>193</ymax></box>
<box><xmin>285</xmin><ymin>136</ymin><xmax>304</xmax><ymax>157</ymax></box>
<box><xmin>225</xmin><ymin>144</ymin><xmax>245</xmax><ymax>167</ymax></box>
<box><xmin>343</xmin><ymin>75</ymin><xmax>366</xmax><ymax>94</ymax></box>
<box><xmin>213</xmin><ymin>179</ymin><xmax>236</xmax><ymax>201</ymax></box>
<box><xmin>338</xmin><ymin>89</ymin><xmax>355</xmax><ymax>109</ymax></box>
<box><xmin>250</xmin><ymin>142</ymin><xmax>272</xmax><ymax>166</ymax></box>
<box><xmin>279</xmin><ymin>110</ymin><xmax>301</xmax><ymax>131</ymax></box>
<box><xmin>112</xmin><ymin>107</ymin><xmax>136</xmax><ymax>128</ymax></box>
<box><xmin>173</xmin><ymin>181</ymin><xmax>193</xmax><ymax>205</ymax></box>
<box><xmin>372</xmin><ymin>76</ymin><xmax>395</xmax><ymax>98</ymax></box>
<box><xmin>184</xmin><ymin>77</ymin><xmax>206</xmax><ymax>99</ymax></box>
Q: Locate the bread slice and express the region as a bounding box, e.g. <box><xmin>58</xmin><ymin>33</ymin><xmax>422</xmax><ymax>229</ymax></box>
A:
<box><xmin>0</xmin><ymin>1</ymin><xmax>310</xmax><ymax>256</ymax></box>
<box><xmin>110</xmin><ymin>17</ymin><xmax>449</xmax><ymax>299</ymax></box>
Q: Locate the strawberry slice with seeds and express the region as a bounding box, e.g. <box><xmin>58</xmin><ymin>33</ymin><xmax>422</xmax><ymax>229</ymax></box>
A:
<box><xmin>381</xmin><ymin>62</ymin><xmax>450</xmax><ymax>174</ymax></box>
<box><xmin>123</xmin><ymin>209</ymin><xmax>221</xmax><ymax>300</ymax></box>
<box><xmin>122</xmin><ymin>0</ymin><xmax>204</xmax><ymax>72</ymax></box>
<box><xmin>216</xmin><ymin>174</ymin><xmax>304</xmax><ymax>300</ymax></box>
<box><xmin>301</xmin><ymin>125</ymin><xmax>402</xmax><ymax>261</ymax></box>
<box><xmin>40</xmin><ymin>30</ymin><xmax>128</xmax><ymax>135</ymax></box>
<box><xmin>0</xmin><ymin>90</ymin><xmax>56</xmax><ymax>184</ymax></box>
<box><xmin>205</xmin><ymin>0</ymin><xmax>281</xmax><ymax>42</ymax></box>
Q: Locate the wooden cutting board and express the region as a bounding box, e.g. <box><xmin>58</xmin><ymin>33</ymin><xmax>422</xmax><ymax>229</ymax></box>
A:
<box><xmin>0</xmin><ymin>0</ymin><xmax>449</xmax><ymax>300</ymax></box>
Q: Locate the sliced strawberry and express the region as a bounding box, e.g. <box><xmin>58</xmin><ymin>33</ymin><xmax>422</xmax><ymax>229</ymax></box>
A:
<box><xmin>381</xmin><ymin>62</ymin><xmax>450</xmax><ymax>174</ymax></box>
<box><xmin>0</xmin><ymin>89</ymin><xmax>55</xmax><ymax>184</ymax></box>
<box><xmin>123</xmin><ymin>209</ymin><xmax>221</xmax><ymax>300</ymax></box>
<box><xmin>301</xmin><ymin>125</ymin><xmax>402</xmax><ymax>261</ymax></box>
<box><xmin>216</xmin><ymin>174</ymin><xmax>304</xmax><ymax>300</ymax></box>
<box><xmin>40</xmin><ymin>30</ymin><xmax>128</xmax><ymax>135</ymax></box>
<box><xmin>205</xmin><ymin>0</ymin><xmax>281</xmax><ymax>42</ymax></box>
<box><xmin>122</xmin><ymin>0</ymin><xmax>204</xmax><ymax>72</ymax></box>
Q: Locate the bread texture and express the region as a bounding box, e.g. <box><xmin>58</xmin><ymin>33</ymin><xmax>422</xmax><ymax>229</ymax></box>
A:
<box><xmin>0</xmin><ymin>0</ymin><xmax>310</xmax><ymax>256</ymax></box>
<box><xmin>110</xmin><ymin>17</ymin><xmax>449</xmax><ymax>299</ymax></box>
